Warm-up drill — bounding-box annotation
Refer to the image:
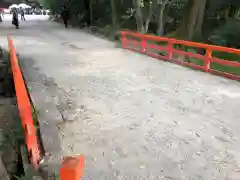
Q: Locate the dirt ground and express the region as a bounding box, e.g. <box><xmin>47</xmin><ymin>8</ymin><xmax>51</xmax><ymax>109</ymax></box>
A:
<box><xmin>0</xmin><ymin>18</ymin><xmax>240</xmax><ymax>180</ymax></box>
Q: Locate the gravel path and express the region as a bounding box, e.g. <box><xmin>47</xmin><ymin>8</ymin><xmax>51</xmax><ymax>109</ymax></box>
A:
<box><xmin>0</xmin><ymin>18</ymin><xmax>240</xmax><ymax>180</ymax></box>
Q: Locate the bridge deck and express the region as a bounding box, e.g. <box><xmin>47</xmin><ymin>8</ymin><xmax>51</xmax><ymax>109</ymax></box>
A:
<box><xmin>1</xmin><ymin>17</ymin><xmax>240</xmax><ymax>179</ymax></box>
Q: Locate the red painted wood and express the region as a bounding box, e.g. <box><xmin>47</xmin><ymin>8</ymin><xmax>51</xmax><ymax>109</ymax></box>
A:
<box><xmin>8</xmin><ymin>37</ymin><xmax>40</xmax><ymax>169</ymax></box>
<box><xmin>211</xmin><ymin>57</ymin><xmax>240</xmax><ymax>67</ymax></box>
<box><xmin>125</xmin><ymin>39</ymin><xmax>141</xmax><ymax>47</ymax></box>
<box><xmin>167</xmin><ymin>42</ymin><xmax>173</xmax><ymax>60</ymax></box>
<box><xmin>122</xmin><ymin>31</ymin><xmax>240</xmax><ymax>55</ymax></box>
<box><xmin>141</xmin><ymin>39</ymin><xmax>147</xmax><ymax>53</ymax></box>
<box><xmin>120</xmin><ymin>31</ymin><xmax>240</xmax><ymax>81</ymax></box>
<box><xmin>146</xmin><ymin>43</ymin><xmax>168</xmax><ymax>52</ymax></box>
<box><xmin>60</xmin><ymin>156</ymin><xmax>84</xmax><ymax>180</ymax></box>
<box><xmin>172</xmin><ymin>49</ymin><xmax>205</xmax><ymax>61</ymax></box>
<box><xmin>171</xmin><ymin>58</ymin><xmax>206</xmax><ymax>71</ymax></box>
<box><xmin>205</xmin><ymin>49</ymin><xmax>212</xmax><ymax>72</ymax></box>
<box><xmin>210</xmin><ymin>69</ymin><xmax>240</xmax><ymax>81</ymax></box>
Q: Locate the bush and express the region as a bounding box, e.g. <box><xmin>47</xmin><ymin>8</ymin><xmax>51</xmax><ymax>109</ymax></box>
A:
<box><xmin>208</xmin><ymin>20</ymin><xmax>240</xmax><ymax>48</ymax></box>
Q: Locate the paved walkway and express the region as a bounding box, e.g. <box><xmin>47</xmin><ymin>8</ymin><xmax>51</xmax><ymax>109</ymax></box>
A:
<box><xmin>1</xmin><ymin>17</ymin><xmax>240</xmax><ymax>180</ymax></box>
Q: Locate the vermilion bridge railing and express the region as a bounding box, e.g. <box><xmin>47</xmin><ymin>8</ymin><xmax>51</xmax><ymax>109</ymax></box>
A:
<box><xmin>8</xmin><ymin>36</ymin><xmax>40</xmax><ymax>168</ymax></box>
<box><xmin>7</xmin><ymin>31</ymin><xmax>239</xmax><ymax>178</ymax></box>
<box><xmin>8</xmin><ymin>36</ymin><xmax>84</xmax><ymax>179</ymax></box>
<box><xmin>120</xmin><ymin>31</ymin><xmax>240</xmax><ymax>81</ymax></box>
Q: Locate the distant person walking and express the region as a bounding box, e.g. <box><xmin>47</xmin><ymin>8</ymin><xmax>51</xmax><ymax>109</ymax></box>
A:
<box><xmin>0</xmin><ymin>9</ymin><xmax>3</xmax><ymax>22</ymax></box>
<box><xmin>61</xmin><ymin>6</ymin><xmax>69</xmax><ymax>28</ymax></box>
<box><xmin>20</xmin><ymin>7</ymin><xmax>26</xmax><ymax>21</ymax></box>
<box><xmin>12</xmin><ymin>8</ymin><xmax>19</xmax><ymax>29</ymax></box>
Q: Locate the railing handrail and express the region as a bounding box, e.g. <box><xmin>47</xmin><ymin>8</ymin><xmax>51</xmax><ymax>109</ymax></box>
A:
<box><xmin>120</xmin><ymin>31</ymin><xmax>240</xmax><ymax>81</ymax></box>
<box><xmin>8</xmin><ymin>36</ymin><xmax>40</xmax><ymax>169</ymax></box>
<box><xmin>121</xmin><ymin>31</ymin><xmax>240</xmax><ymax>55</ymax></box>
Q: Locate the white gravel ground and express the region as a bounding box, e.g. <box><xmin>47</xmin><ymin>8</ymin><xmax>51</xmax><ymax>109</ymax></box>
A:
<box><xmin>0</xmin><ymin>17</ymin><xmax>240</xmax><ymax>180</ymax></box>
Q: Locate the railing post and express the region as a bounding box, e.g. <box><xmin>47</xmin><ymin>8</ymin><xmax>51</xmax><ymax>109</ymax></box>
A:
<box><xmin>120</xmin><ymin>31</ymin><xmax>127</xmax><ymax>49</ymax></box>
<box><xmin>167</xmin><ymin>41</ymin><xmax>173</xmax><ymax>60</ymax></box>
<box><xmin>205</xmin><ymin>49</ymin><xmax>212</xmax><ymax>72</ymax></box>
<box><xmin>140</xmin><ymin>39</ymin><xmax>147</xmax><ymax>53</ymax></box>
<box><xmin>60</xmin><ymin>156</ymin><xmax>84</xmax><ymax>180</ymax></box>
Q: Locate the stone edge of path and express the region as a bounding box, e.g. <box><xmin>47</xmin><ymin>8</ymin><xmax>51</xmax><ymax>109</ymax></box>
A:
<box><xmin>18</xmin><ymin>55</ymin><xmax>63</xmax><ymax>156</ymax></box>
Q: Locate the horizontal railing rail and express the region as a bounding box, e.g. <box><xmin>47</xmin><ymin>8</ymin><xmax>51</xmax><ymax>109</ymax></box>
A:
<box><xmin>8</xmin><ymin>36</ymin><xmax>40</xmax><ymax>169</ymax></box>
<box><xmin>120</xmin><ymin>31</ymin><xmax>240</xmax><ymax>81</ymax></box>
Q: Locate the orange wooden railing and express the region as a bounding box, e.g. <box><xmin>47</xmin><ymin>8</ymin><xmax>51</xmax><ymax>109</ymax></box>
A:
<box><xmin>121</xmin><ymin>31</ymin><xmax>240</xmax><ymax>81</ymax></box>
<box><xmin>8</xmin><ymin>36</ymin><xmax>85</xmax><ymax>178</ymax></box>
<box><xmin>8</xmin><ymin>36</ymin><xmax>40</xmax><ymax>168</ymax></box>
<box><xmin>60</xmin><ymin>156</ymin><xmax>85</xmax><ymax>180</ymax></box>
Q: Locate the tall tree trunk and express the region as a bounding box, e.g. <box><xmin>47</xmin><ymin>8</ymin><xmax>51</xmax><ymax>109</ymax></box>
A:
<box><xmin>84</xmin><ymin>0</ymin><xmax>91</xmax><ymax>26</ymax></box>
<box><xmin>229</xmin><ymin>5</ymin><xmax>238</xmax><ymax>19</ymax></box>
<box><xmin>156</xmin><ymin>0</ymin><xmax>169</xmax><ymax>36</ymax></box>
<box><xmin>144</xmin><ymin>1</ymin><xmax>153</xmax><ymax>33</ymax></box>
<box><xmin>177</xmin><ymin>0</ymin><xmax>201</xmax><ymax>40</ymax></box>
<box><xmin>234</xmin><ymin>9</ymin><xmax>239</xmax><ymax>19</ymax></box>
<box><xmin>221</xmin><ymin>4</ymin><xmax>239</xmax><ymax>20</ymax></box>
<box><xmin>90</xmin><ymin>0</ymin><xmax>93</xmax><ymax>24</ymax></box>
<box><xmin>133</xmin><ymin>0</ymin><xmax>145</xmax><ymax>33</ymax></box>
<box><xmin>110</xmin><ymin>0</ymin><xmax>118</xmax><ymax>28</ymax></box>
<box><xmin>110</xmin><ymin>0</ymin><xmax>119</xmax><ymax>39</ymax></box>
<box><xmin>224</xmin><ymin>5</ymin><xmax>229</xmax><ymax>20</ymax></box>
<box><xmin>156</xmin><ymin>7</ymin><xmax>165</xmax><ymax>36</ymax></box>
<box><xmin>194</xmin><ymin>0</ymin><xmax>207</xmax><ymax>39</ymax></box>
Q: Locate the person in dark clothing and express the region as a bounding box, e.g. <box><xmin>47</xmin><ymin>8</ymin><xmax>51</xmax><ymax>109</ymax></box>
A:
<box><xmin>0</xmin><ymin>9</ymin><xmax>3</xmax><ymax>22</ymax></box>
<box><xmin>0</xmin><ymin>13</ymin><xmax>2</xmax><ymax>23</ymax></box>
<box><xmin>61</xmin><ymin>6</ymin><xmax>70</xmax><ymax>28</ymax></box>
<box><xmin>12</xmin><ymin>8</ymin><xmax>19</xmax><ymax>29</ymax></box>
<box><xmin>20</xmin><ymin>8</ymin><xmax>26</xmax><ymax>21</ymax></box>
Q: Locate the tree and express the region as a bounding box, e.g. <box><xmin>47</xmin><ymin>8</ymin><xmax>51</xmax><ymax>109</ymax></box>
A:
<box><xmin>177</xmin><ymin>0</ymin><xmax>206</xmax><ymax>40</ymax></box>
<box><xmin>40</xmin><ymin>0</ymin><xmax>64</xmax><ymax>14</ymax></box>
<box><xmin>132</xmin><ymin>0</ymin><xmax>172</xmax><ymax>34</ymax></box>
<box><xmin>156</xmin><ymin>0</ymin><xmax>170</xmax><ymax>36</ymax></box>
<box><xmin>144</xmin><ymin>1</ymin><xmax>154</xmax><ymax>33</ymax></box>
<box><xmin>83</xmin><ymin>0</ymin><xmax>92</xmax><ymax>25</ymax></box>
<box><xmin>110</xmin><ymin>0</ymin><xmax>119</xmax><ymax>29</ymax></box>
<box><xmin>194</xmin><ymin>0</ymin><xmax>207</xmax><ymax>39</ymax></box>
<box><xmin>133</xmin><ymin>0</ymin><xmax>145</xmax><ymax>33</ymax></box>
<box><xmin>40</xmin><ymin>0</ymin><xmax>240</xmax><ymax>50</ymax></box>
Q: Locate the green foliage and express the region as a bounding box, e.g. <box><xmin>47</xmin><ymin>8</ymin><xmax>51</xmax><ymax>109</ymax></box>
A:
<box><xmin>0</xmin><ymin>116</ymin><xmax>24</xmax><ymax>151</ymax></box>
<box><xmin>212</xmin><ymin>51</ymin><xmax>240</xmax><ymax>75</ymax></box>
<box><xmin>40</xmin><ymin>0</ymin><xmax>65</xmax><ymax>14</ymax></box>
<box><xmin>32</xmin><ymin>106</ymin><xmax>39</xmax><ymax>126</ymax></box>
<box><xmin>208</xmin><ymin>20</ymin><xmax>240</xmax><ymax>48</ymax></box>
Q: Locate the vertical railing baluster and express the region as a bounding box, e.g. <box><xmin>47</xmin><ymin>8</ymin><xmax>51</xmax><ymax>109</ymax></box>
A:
<box><xmin>205</xmin><ymin>49</ymin><xmax>212</xmax><ymax>72</ymax></box>
<box><xmin>167</xmin><ymin>40</ymin><xmax>173</xmax><ymax>60</ymax></box>
<box><xmin>141</xmin><ymin>39</ymin><xmax>147</xmax><ymax>53</ymax></box>
<box><xmin>121</xmin><ymin>31</ymin><xmax>127</xmax><ymax>49</ymax></box>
